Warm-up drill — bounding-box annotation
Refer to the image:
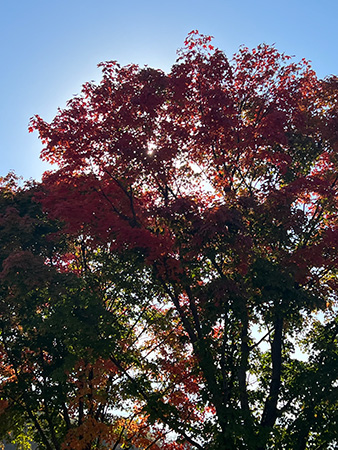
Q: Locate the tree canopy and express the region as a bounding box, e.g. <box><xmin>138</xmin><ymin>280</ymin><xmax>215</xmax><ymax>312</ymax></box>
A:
<box><xmin>1</xmin><ymin>31</ymin><xmax>338</xmax><ymax>449</ymax></box>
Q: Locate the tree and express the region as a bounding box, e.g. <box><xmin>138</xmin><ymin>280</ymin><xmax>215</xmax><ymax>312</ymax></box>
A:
<box><xmin>0</xmin><ymin>176</ymin><xmax>191</xmax><ymax>450</ymax></box>
<box><xmin>20</xmin><ymin>31</ymin><xmax>338</xmax><ymax>448</ymax></box>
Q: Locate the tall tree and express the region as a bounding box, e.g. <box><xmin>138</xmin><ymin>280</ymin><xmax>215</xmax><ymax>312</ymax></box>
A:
<box><xmin>26</xmin><ymin>31</ymin><xmax>338</xmax><ymax>448</ymax></box>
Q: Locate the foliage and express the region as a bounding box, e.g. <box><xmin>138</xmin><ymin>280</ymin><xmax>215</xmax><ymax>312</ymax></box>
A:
<box><xmin>1</xmin><ymin>32</ymin><xmax>338</xmax><ymax>449</ymax></box>
<box><xmin>0</xmin><ymin>178</ymin><xmax>170</xmax><ymax>449</ymax></box>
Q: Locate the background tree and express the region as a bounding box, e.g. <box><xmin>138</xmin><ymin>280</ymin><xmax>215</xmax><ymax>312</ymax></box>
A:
<box><xmin>0</xmin><ymin>177</ymin><xmax>188</xmax><ymax>450</ymax></box>
<box><xmin>14</xmin><ymin>31</ymin><xmax>338</xmax><ymax>448</ymax></box>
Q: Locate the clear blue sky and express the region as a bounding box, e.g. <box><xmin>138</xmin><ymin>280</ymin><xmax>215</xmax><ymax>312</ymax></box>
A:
<box><xmin>1</xmin><ymin>0</ymin><xmax>337</xmax><ymax>181</ymax></box>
